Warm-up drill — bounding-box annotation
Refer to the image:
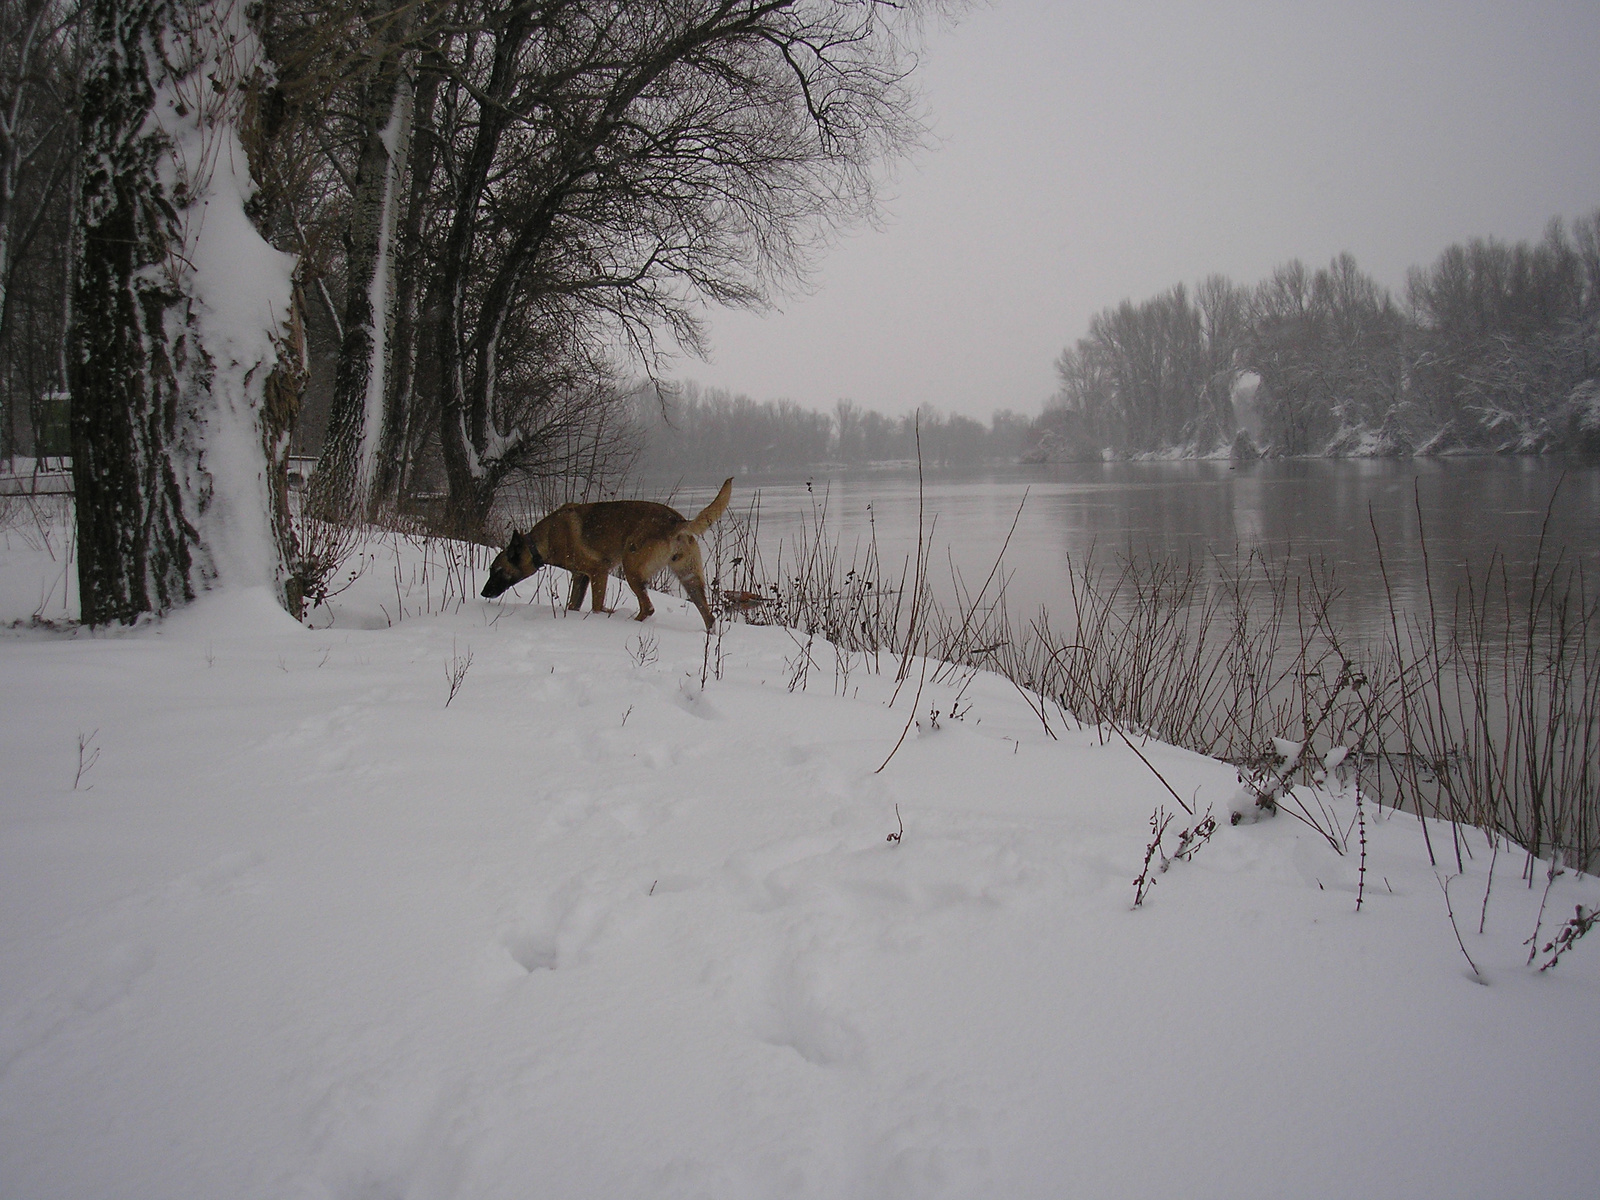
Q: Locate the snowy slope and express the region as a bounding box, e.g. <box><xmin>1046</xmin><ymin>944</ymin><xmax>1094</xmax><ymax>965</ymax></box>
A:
<box><xmin>1</xmin><ymin>523</ymin><xmax>1597</xmax><ymax>1199</ymax></box>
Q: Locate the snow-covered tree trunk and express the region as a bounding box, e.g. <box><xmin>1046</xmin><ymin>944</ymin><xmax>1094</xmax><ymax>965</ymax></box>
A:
<box><xmin>372</xmin><ymin>64</ymin><xmax>439</xmax><ymax>510</ymax></box>
<box><xmin>309</xmin><ymin>46</ymin><xmax>411</xmax><ymax>523</ymax></box>
<box><xmin>71</xmin><ymin>0</ymin><xmax>294</xmax><ymax>625</ymax></box>
<box><xmin>261</xmin><ymin>288</ymin><xmax>308</xmax><ymax>615</ymax></box>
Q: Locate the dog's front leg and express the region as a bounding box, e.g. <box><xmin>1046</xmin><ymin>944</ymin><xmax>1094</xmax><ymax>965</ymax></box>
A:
<box><xmin>567</xmin><ymin>573</ymin><xmax>589</xmax><ymax>611</ymax></box>
<box><xmin>588</xmin><ymin>572</ymin><xmax>613</xmax><ymax>614</ymax></box>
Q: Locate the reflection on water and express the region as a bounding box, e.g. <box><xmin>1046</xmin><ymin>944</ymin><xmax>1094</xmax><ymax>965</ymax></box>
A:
<box><xmin>698</xmin><ymin>456</ymin><xmax>1600</xmax><ymax>640</ymax></box>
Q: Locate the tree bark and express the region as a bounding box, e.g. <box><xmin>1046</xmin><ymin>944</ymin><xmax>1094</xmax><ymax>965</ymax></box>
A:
<box><xmin>70</xmin><ymin>0</ymin><xmax>197</xmax><ymax>625</ymax></box>
<box><xmin>263</xmin><ymin>290</ymin><xmax>308</xmax><ymax>616</ymax></box>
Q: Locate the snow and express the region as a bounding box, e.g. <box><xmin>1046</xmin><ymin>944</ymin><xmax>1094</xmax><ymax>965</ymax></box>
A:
<box><xmin>147</xmin><ymin>0</ymin><xmax>296</xmax><ymax>592</ymax></box>
<box><xmin>2</xmin><ymin>515</ymin><xmax>1598</xmax><ymax>1198</ymax></box>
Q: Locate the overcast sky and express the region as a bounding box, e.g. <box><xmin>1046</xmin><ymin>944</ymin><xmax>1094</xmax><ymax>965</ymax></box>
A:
<box><xmin>673</xmin><ymin>0</ymin><xmax>1600</xmax><ymax>421</ymax></box>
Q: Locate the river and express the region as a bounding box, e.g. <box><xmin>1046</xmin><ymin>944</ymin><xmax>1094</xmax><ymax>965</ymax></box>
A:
<box><xmin>682</xmin><ymin>456</ymin><xmax>1600</xmax><ymax>642</ymax></box>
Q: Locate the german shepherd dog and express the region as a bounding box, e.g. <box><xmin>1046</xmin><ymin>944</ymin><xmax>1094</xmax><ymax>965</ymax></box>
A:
<box><xmin>480</xmin><ymin>478</ymin><xmax>734</xmax><ymax>629</ymax></box>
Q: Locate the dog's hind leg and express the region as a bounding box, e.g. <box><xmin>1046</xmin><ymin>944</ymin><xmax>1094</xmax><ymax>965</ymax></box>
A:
<box><xmin>623</xmin><ymin>569</ymin><xmax>656</xmax><ymax>622</ymax></box>
<box><xmin>671</xmin><ymin>540</ymin><xmax>715</xmax><ymax>630</ymax></box>
<box><xmin>680</xmin><ymin>575</ymin><xmax>713</xmax><ymax>630</ymax></box>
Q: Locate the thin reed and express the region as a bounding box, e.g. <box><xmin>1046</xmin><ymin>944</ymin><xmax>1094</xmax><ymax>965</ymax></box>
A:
<box><xmin>706</xmin><ymin>483</ymin><xmax>922</xmax><ymax>662</ymax></box>
<box><xmin>291</xmin><ymin>507</ymin><xmax>496</xmax><ymax>623</ymax></box>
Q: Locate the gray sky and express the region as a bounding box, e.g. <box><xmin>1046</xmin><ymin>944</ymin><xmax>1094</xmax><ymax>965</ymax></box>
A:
<box><xmin>675</xmin><ymin>0</ymin><xmax>1600</xmax><ymax>420</ymax></box>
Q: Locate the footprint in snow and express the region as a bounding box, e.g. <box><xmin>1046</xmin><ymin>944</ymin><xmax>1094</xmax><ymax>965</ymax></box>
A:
<box><xmin>500</xmin><ymin>878</ymin><xmax>615</xmax><ymax>973</ymax></box>
<box><xmin>0</xmin><ymin>941</ymin><xmax>157</xmax><ymax>1078</ymax></box>
<box><xmin>749</xmin><ymin>944</ymin><xmax>866</xmax><ymax>1068</ymax></box>
<box><xmin>163</xmin><ymin>849</ymin><xmax>264</xmax><ymax>902</ymax></box>
<box><xmin>672</xmin><ymin>681</ymin><xmax>721</xmax><ymax>720</ymax></box>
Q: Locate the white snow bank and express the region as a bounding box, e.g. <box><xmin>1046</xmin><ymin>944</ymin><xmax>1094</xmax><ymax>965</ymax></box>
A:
<box><xmin>157</xmin><ymin>583</ymin><xmax>309</xmax><ymax>639</ymax></box>
<box><xmin>2</xmin><ymin>523</ymin><xmax>1597</xmax><ymax>1199</ymax></box>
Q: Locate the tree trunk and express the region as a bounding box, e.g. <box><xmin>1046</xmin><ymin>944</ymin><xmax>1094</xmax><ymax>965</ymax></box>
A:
<box><xmin>71</xmin><ymin>0</ymin><xmax>196</xmax><ymax>625</ymax></box>
<box><xmin>372</xmin><ymin>64</ymin><xmax>439</xmax><ymax>510</ymax></box>
<box><xmin>263</xmin><ymin>290</ymin><xmax>308</xmax><ymax>616</ymax></box>
<box><xmin>72</xmin><ymin>0</ymin><xmax>295</xmax><ymax>625</ymax></box>
<box><xmin>310</xmin><ymin>43</ymin><xmax>411</xmax><ymax>522</ymax></box>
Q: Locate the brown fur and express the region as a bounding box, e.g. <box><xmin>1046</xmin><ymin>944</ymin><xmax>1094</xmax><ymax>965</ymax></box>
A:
<box><xmin>480</xmin><ymin>478</ymin><xmax>734</xmax><ymax>629</ymax></box>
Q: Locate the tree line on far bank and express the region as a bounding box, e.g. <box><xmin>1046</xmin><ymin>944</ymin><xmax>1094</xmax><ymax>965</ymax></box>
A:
<box><xmin>629</xmin><ymin>384</ymin><xmax>1031</xmax><ymax>475</ymax></box>
<box><xmin>1027</xmin><ymin>213</ymin><xmax>1600</xmax><ymax>462</ymax></box>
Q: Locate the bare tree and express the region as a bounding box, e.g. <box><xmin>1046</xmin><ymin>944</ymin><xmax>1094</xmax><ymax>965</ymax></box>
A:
<box><xmin>410</xmin><ymin>0</ymin><xmax>931</xmax><ymax>535</ymax></box>
<box><xmin>0</xmin><ymin>0</ymin><xmax>84</xmax><ymax>459</ymax></box>
<box><xmin>240</xmin><ymin>1</ymin><xmax>946</xmax><ymax>537</ymax></box>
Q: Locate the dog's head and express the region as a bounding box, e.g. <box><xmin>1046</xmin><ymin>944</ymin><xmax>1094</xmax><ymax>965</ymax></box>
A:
<box><xmin>481</xmin><ymin>531</ymin><xmax>544</xmax><ymax>598</ymax></box>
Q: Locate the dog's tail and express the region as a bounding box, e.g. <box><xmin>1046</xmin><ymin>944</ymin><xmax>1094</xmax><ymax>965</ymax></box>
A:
<box><xmin>683</xmin><ymin>477</ymin><xmax>734</xmax><ymax>536</ymax></box>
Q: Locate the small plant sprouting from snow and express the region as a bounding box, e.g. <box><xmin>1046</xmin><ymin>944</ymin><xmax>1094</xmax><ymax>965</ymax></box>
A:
<box><xmin>74</xmin><ymin>730</ymin><xmax>101</xmax><ymax>792</ymax></box>
<box><xmin>444</xmin><ymin>640</ymin><xmax>473</xmax><ymax>708</ymax></box>
<box><xmin>1132</xmin><ymin>808</ymin><xmax>1174</xmax><ymax>907</ymax></box>
<box><xmin>1229</xmin><ymin>736</ymin><xmax>1303</xmax><ymax>824</ymax></box>
<box><xmin>785</xmin><ymin>632</ymin><xmax>816</xmax><ymax>693</ymax></box>
<box><xmin>1229</xmin><ymin>741</ymin><xmax>1362</xmax><ymax>857</ymax></box>
<box><xmin>1132</xmin><ymin>805</ymin><xmax>1217</xmax><ymax>907</ymax></box>
<box><xmin>1526</xmin><ymin>855</ymin><xmax>1566</xmax><ymax>965</ymax></box>
<box><xmin>1170</xmin><ymin>808</ymin><xmax>1218</xmax><ymax>865</ymax></box>
<box><xmin>627</xmin><ymin>632</ymin><xmax>659</xmax><ymax>669</ymax></box>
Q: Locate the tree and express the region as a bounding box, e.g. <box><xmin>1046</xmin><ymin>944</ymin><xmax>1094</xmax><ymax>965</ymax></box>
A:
<box><xmin>1407</xmin><ymin>218</ymin><xmax>1598</xmax><ymax>450</ymax></box>
<box><xmin>0</xmin><ymin>0</ymin><xmax>84</xmax><ymax>460</ymax></box>
<box><xmin>1063</xmin><ymin>284</ymin><xmax>1208</xmax><ymax>454</ymax></box>
<box><xmin>279</xmin><ymin>0</ymin><xmax>429</xmax><ymax>521</ymax></box>
<box><xmin>1193</xmin><ymin>273</ymin><xmax>1248</xmax><ymax>445</ymax></box>
<box><xmin>1036</xmin><ymin>209</ymin><xmax>1600</xmax><ymax>461</ymax></box>
<box><xmin>71</xmin><ymin>0</ymin><xmax>294</xmax><ymax>624</ymax></box>
<box><xmin>1243</xmin><ymin>255</ymin><xmax>1407</xmax><ymax>455</ymax></box>
<box><xmin>413</xmin><ymin>0</ymin><xmax>929</xmax><ymax>534</ymax></box>
<box><xmin>240</xmin><ymin>0</ymin><xmax>948</xmax><ymax>534</ymax></box>
<box><xmin>834</xmin><ymin>397</ymin><xmax>865</xmax><ymax>462</ymax></box>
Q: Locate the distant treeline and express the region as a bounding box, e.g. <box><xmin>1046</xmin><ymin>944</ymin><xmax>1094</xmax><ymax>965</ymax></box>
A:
<box><xmin>633</xmin><ymin>385</ymin><xmax>1032</xmax><ymax>473</ymax></box>
<box><xmin>1027</xmin><ymin>210</ymin><xmax>1600</xmax><ymax>460</ymax></box>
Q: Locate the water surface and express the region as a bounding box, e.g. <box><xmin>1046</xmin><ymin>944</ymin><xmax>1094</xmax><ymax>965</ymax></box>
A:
<box><xmin>694</xmin><ymin>457</ymin><xmax>1600</xmax><ymax>641</ymax></box>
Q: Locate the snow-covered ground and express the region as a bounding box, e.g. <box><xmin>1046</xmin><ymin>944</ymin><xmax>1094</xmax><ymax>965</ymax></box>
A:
<box><xmin>3</xmin><ymin>507</ymin><xmax>1598</xmax><ymax>1199</ymax></box>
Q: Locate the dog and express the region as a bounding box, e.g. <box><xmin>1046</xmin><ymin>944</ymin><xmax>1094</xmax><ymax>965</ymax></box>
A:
<box><xmin>480</xmin><ymin>478</ymin><xmax>734</xmax><ymax>630</ymax></box>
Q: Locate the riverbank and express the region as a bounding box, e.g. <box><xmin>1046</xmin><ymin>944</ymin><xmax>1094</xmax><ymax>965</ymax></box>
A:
<box><xmin>2</xmin><ymin>515</ymin><xmax>1598</xmax><ymax>1197</ymax></box>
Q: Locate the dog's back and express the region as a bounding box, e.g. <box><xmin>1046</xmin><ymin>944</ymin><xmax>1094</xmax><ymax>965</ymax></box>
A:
<box><xmin>542</xmin><ymin>500</ymin><xmax>685</xmax><ymax>567</ymax></box>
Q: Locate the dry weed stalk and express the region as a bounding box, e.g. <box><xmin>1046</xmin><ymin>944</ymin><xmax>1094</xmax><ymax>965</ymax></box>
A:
<box><xmin>444</xmin><ymin>640</ymin><xmax>473</xmax><ymax>707</ymax></box>
<box><xmin>1537</xmin><ymin>904</ymin><xmax>1598</xmax><ymax>972</ymax></box>
<box><xmin>74</xmin><ymin>729</ymin><xmax>100</xmax><ymax>791</ymax></box>
<box><xmin>1132</xmin><ymin>807</ymin><xmax>1176</xmax><ymax>907</ymax></box>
